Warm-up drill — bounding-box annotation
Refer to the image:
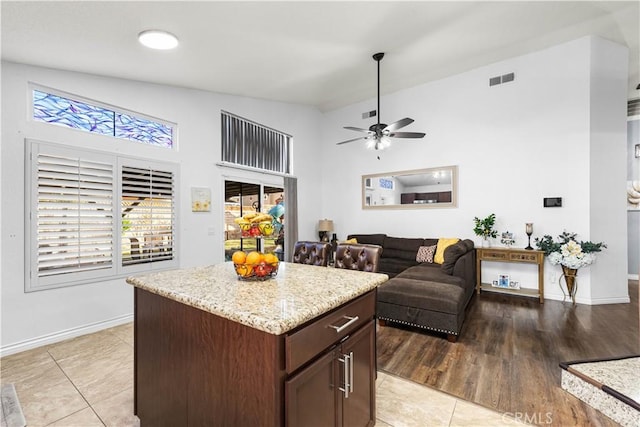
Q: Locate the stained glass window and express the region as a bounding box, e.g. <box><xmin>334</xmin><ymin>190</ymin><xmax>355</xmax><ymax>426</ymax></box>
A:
<box><xmin>32</xmin><ymin>89</ymin><xmax>174</xmax><ymax>148</ymax></box>
<box><xmin>33</xmin><ymin>90</ymin><xmax>114</xmax><ymax>135</ymax></box>
<box><xmin>379</xmin><ymin>178</ymin><xmax>394</xmax><ymax>190</ymax></box>
<box><xmin>116</xmin><ymin>113</ymin><xmax>172</xmax><ymax>148</ymax></box>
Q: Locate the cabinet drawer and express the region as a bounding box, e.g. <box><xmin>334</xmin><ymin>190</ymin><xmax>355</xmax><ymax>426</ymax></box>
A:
<box><xmin>479</xmin><ymin>250</ymin><xmax>508</xmax><ymax>260</ymax></box>
<box><xmin>285</xmin><ymin>290</ymin><xmax>375</xmax><ymax>374</ymax></box>
<box><xmin>509</xmin><ymin>252</ymin><xmax>539</xmax><ymax>262</ymax></box>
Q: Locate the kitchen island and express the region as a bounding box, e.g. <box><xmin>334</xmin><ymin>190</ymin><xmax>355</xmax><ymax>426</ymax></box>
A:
<box><xmin>127</xmin><ymin>262</ymin><xmax>388</xmax><ymax>427</ymax></box>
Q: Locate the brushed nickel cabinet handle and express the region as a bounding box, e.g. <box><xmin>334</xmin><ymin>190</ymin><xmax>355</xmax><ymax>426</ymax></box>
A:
<box><xmin>338</xmin><ymin>353</ymin><xmax>351</xmax><ymax>398</ymax></box>
<box><xmin>349</xmin><ymin>351</ymin><xmax>354</xmax><ymax>393</ymax></box>
<box><xmin>328</xmin><ymin>315</ymin><xmax>359</xmax><ymax>333</ymax></box>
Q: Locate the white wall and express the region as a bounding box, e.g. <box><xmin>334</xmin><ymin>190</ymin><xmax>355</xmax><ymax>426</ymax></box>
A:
<box><xmin>1</xmin><ymin>62</ymin><xmax>323</xmax><ymax>354</ymax></box>
<box><xmin>629</xmin><ymin>118</ymin><xmax>640</xmax><ymax>277</ymax></box>
<box><xmin>320</xmin><ymin>36</ymin><xmax>629</xmax><ymax>305</ymax></box>
<box><xmin>588</xmin><ymin>37</ymin><xmax>629</xmax><ymax>302</ymax></box>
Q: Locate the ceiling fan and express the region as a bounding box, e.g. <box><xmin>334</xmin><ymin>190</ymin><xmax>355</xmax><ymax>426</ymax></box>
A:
<box><xmin>337</xmin><ymin>52</ymin><xmax>426</xmax><ymax>151</ymax></box>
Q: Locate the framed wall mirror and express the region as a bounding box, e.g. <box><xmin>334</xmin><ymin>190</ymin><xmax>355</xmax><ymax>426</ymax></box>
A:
<box><xmin>362</xmin><ymin>166</ymin><xmax>458</xmax><ymax>209</ymax></box>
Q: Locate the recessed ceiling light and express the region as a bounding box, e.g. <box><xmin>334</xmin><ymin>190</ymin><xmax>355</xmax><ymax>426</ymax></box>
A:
<box><xmin>138</xmin><ymin>30</ymin><xmax>178</xmax><ymax>50</ymax></box>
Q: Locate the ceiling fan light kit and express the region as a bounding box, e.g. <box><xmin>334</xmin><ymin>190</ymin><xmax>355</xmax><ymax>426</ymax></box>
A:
<box><xmin>337</xmin><ymin>52</ymin><xmax>426</xmax><ymax>150</ymax></box>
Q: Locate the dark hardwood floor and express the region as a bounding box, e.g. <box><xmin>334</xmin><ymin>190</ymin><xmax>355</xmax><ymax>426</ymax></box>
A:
<box><xmin>377</xmin><ymin>280</ymin><xmax>639</xmax><ymax>426</ymax></box>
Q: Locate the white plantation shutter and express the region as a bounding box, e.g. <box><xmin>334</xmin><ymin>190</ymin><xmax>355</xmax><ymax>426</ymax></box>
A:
<box><xmin>28</xmin><ymin>143</ymin><xmax>116</xmax><ymax>290</ymax></box>
<box><xmin>26</xmin><ymin>141</ymin><xmax>179</xmax><ymax>291</ymax></box>
<box><xmin>120</xmin><ymin>163</ymin><xmax>176</xmax><ymax>269</ymax></box>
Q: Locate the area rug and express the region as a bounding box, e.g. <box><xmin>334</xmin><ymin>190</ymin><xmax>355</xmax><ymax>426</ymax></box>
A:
<box><xmin>560</xmin><ymin>355</ymin><xmax>640</xmax><ymax>427</ymax></box>
<box><xmin>0</xmin><ymin>384</ymin><xmax>26</xmax><ymax>427</ymax></box>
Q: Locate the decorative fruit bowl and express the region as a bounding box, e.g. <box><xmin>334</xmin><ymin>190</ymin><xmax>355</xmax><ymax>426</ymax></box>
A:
<box><xmin>233</xmin><ymin>262</ymin><xmax>279</xmax><ymax>281</ymax></box>
<box><xmin>238</xmin><ymin>221</ymin><xmax>275</xmax><ymax>237</ymax></box>
<box><xmin>232</xmin><ymin>250</ymin><xmax>280</xmax><ymax>281</ymax></box>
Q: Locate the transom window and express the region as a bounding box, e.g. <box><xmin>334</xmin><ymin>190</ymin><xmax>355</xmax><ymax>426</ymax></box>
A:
<box><xmin>221</xmin><ymin>111</ymin><xmax>292</xmax><ymax>174</ymax></box>
<box><xmin>32</xmin><ymin>87</ymin><xmax>175</xmax><ymax>149</ymax></box>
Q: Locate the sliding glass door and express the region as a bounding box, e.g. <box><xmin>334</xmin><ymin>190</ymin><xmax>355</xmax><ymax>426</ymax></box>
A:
<box><xmin>223</xmin><ymin>180</ymin><xmax>285</xmax><ymax>261</ymax></box>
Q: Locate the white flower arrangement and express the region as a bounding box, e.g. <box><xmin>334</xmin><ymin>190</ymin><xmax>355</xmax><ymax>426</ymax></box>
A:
<box><xmin>535</xmin><ymin>231</ymin><xmax>606</xmax><ymax>270</ymax></box>
<box><xmin>547</xmin><ymin>241</ymin><xmax>596</xmax><ymax>269</ymax></box>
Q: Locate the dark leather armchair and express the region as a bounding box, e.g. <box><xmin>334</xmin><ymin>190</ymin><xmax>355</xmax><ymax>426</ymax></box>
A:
<box><xmin>334</xmin><ymin>244</ymin><xmax>382</xmax><ymax>273</ymax></box>
<box><xmin>292</xmin><ymin>241</ymin><xmax>331</xmax><ymax>267</ymax></box>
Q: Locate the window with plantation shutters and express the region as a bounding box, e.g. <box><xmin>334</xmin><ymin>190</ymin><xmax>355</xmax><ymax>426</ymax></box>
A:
<box><xmin>26</xmin><ymin>140</ymin><xmax>179</xmax><ymax>292</ymax></box>
<box><xmin>121</xmin><ymin>165</ymin><xmax>175</xmax><ymax>267</ymax></box>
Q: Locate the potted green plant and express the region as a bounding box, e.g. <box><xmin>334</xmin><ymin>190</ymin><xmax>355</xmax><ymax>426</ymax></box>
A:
<box><xmin>473</xmin><ymin>214</ymin><xmax>498</xmax><ymax>247</ymax></box>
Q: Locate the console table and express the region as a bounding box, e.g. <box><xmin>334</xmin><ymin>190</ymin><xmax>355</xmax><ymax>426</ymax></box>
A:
<box><xmin>475</xmin><ymin>247</ymin><xmax>545</xmax><ymax>303</ymax></box>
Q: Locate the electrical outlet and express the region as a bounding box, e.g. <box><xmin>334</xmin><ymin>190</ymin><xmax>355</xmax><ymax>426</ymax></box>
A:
<box><xmin>550</xmin><ymin>272</ymin><xmax>556</xmax><ymax>283</ymax></box>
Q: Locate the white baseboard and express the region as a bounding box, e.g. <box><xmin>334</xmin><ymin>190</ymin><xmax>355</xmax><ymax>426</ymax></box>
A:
<box><xmin>543</xmin><ymin>293</ymin><xmax>631</xmax><ymax>305</ymax></box>
<box><xmin>628</xmin><ymin>274</ymin><xmax>639</xmax><ymax>280</ymax></box>
<box><xmin>0</xmin><ymin>314</ymin><xmax>133</xmax><ymax>357</ymax></box>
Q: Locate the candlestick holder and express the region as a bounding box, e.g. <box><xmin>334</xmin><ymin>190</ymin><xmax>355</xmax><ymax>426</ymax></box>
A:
<box><xmin>525</xmin><ymin>223</ymin><xmax>533</xmax><ymax>250</ymax></box>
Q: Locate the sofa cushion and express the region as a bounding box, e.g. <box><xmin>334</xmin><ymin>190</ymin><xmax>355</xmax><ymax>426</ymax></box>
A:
<box><xmin>378</xmin><ymin>258</ymin><xmax>420</xmax><ymax>277</ymax></box>
<box><xmin>397</xmin><ymin>264</ymin><xmax>465</xmax><ymax>287</ymax></box>
<box><xmin>377</xmin><ymin>278</ymin><xmax>466</xmax><ymax>315</ymax></box>
<box><xmin>382</xmin><ymin>236</ymin><xmax>425</xmax><ymax>261</ymax></box>
<box><xmin>347</xmin><ymin>233</ymin><xmax>386</xmax><ymax>247</ymax></box>
<box><xmin>416</xmin><ymin>245</ymin><xmax>436</xmax><ymax>263</ymax></box>
<box><xmin>441</xmin><ymin>239</ymin><xmax>475</xmax><ymax>275</ymax></box>
<box><xmin>434</xmin><ymin>238</ymin><xmax>460</xmax><ymax>264</ymax></box>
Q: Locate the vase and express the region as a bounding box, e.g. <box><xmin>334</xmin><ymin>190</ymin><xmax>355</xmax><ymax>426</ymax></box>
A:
<box><xmin>481</xmin><ymin>237</ymin><xmax>491</xmax><ymax>248</ymax></box>
<box><xmin>559</xmin><ymin>266</ymin><xmax>578</xmax><ymax>305</ymax></box>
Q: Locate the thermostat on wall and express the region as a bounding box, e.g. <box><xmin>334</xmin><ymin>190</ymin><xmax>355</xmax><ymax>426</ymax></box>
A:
<box><xmin>543</xmin><ymin>197</ymin><xmax>562</xmax><ymax>207</ymax></box>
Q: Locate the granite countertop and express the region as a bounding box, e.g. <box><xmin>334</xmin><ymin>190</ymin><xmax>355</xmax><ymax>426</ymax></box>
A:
<box><xmin>126</xmin><ymin>262</ymin><xmax>388</xmax><ymax>335</ymax></box>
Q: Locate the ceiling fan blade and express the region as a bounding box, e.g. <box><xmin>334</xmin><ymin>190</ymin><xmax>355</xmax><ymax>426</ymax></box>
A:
<box><xmin>344</xmin><ymin>126</ymin><xmax>372</xmax><ymax>133</ymax></box>
<box><xmin>384</xmin><ymin>117</ymin><xmax>414</xmax><ymax>132</ymax></box>
<box><xmin>388</xmin><ymin>131</ymin><xmax>426</xmax><ymax>139</ymax></box>
<box><xmin>337</xmin><ymin>136</ymin><xmax>369</xmax><ymax>145</ymax></box>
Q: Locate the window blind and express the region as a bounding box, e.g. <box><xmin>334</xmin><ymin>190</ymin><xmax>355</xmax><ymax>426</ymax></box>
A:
<box><xmin>121</xmin><ymin>166</ymin><xmax>175</xmax><ymax>266</ymax></box>
<box><xmin>221</xmin><ymin>111</ymin><xmax>292</xmax><ymax>174</ymax></box>
<box><xmin>36</xmin><ymin>152</ymin><xmax>114</xmax><ymax>277</ymax></box>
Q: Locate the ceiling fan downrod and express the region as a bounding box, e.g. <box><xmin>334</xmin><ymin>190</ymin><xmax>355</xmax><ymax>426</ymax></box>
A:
<box><xmin>373</xmin><ymin>52</ymin><xmax>384</xmax><ymax>131</ymax></box>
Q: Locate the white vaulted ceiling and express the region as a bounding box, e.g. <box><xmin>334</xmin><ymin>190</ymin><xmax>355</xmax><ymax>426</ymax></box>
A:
<box><xmin>2</xmin><ymin>1</ymin><xmax>639</xmax><ymax>111</ymax></box>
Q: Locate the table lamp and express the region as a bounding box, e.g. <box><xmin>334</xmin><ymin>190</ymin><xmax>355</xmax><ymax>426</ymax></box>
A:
<box><xmin>318</xmin><ymin>219</ymin><xmax>334</xmax><ymax>242</ymax></box>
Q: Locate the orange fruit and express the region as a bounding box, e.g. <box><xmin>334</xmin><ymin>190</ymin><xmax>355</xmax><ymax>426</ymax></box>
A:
<box><xmin>263</xmin><ymin>253</ymin><xmax>279</xmax><ymax>266</ymax></box>
<box><xmin>231</xmin><ymin>250</ymin><xmax>247</xmax><ymax>264</ymax></box>
<box><xmin>245</xmin><ymin>251</ymin><xmax>264</xmax><ymax>265</ymax></box>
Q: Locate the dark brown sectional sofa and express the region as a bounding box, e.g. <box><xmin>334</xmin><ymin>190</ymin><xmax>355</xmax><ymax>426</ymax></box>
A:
<box><xmin>347</xmin><ymin>234</ymin><xmax>476</xmax><ymax>341</ymax></box>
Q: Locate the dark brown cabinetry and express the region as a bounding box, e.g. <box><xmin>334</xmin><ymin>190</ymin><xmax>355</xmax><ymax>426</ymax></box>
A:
<box><xmin>286</xmin><ymin>321</ymin><xmax>375</xmax><ymax>427</ymax></box>
<box><xmin>400</xmin><ymin>191</ymin><xmax>452</xmax><ymax>204</ymax></box>
<box><xmin>134</xmin><ymin>287</ymin><xmax>376</xmax><ymax>427</ymax></box>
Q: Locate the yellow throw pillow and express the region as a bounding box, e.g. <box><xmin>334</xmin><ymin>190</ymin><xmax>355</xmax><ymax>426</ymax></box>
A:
<box><xmin>434</xmin><ymin>238</ymin><xmax>460</xmax><ymax>264</ymax></box>
<box><xmin>342</xmin><ymin>238</ymin><xmax>358</xmax><ymax>244</ymax></box>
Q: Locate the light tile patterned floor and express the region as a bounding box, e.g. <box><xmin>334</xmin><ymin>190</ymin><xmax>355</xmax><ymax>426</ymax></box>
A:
<box><xmin>1</xmin><ymin>323</ymin><xmax>521</xmax><ymax>426</ymax></box>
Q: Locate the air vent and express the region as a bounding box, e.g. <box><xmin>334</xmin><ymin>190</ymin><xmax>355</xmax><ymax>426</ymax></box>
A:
<box><xmin>362</xmin><ymin>110</ymin><xmax>377</xmax><ymax>119</ymax></box>
<box><xmin>628</xmin><ymin>98</ymin><xmax>640</xmax><ymax>117</ymax></box>
<box><xmin>489</xmin><ymin>72</ymin><xmax>515</xmax><ymax>87</ymax></box>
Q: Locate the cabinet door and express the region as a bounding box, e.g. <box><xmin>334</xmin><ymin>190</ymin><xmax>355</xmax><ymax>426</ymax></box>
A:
<box><xmin>341</xmin><ymin>321</ymin><xmax>376</xmax><ymax>427</ymax></box>
<box><xmin>286</xmin><ymin>348</ymin><xmax>339</xmax><ymax>427</ymax></box>
<box><xmin>400</xmin><ymin>193</ymin><xmax>415</xmax><ymax>204</ymax></box>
